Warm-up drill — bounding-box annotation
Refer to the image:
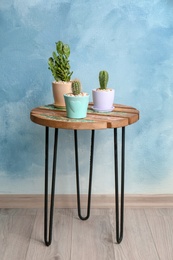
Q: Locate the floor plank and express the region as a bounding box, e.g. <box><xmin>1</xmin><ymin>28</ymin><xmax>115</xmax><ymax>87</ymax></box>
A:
<box><xmin>1</xmin><ymin>208</ymin><xmax>173</xmax><ymax>259</ymax></box>
<box><xmin>0</xmin><ymin>209</ymin><xmax>11</xmax><ymax>259</ymax></box>
<box><xmin>26</xmin><ymin>209</ymin><xmax>73</xmax><ymax>260</ymax></box>
<box><xmin>145</xmin><ymin>208</ymin><xmax>173</xmax><ymax>260</ymax></box>
<box><xmin>0</xmin><ymin>209</ymin><xmax>36</xmax><ymax>260</ymax></box>
<box><xmin>71</xmin><ymin>209</ymin><xmax>115</xmax><ymax>260</ymax></box>
<box><xmin>109</xmin><ymin>209</ymin><xmax>160</xmax><ymax>260</ymax></box>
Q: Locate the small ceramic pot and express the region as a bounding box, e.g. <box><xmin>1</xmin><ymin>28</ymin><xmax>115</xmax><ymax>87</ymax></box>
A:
<box><xmin>52</xmin><ymin>81</ymin><xmax>72</xmax><ymax>108</ymax></box>
<box><xmin>64</xmin><ymin>94</ymin><xmax>89</xmax><ymax>119</ymax></box>
<box><xmin>92</xmin><ymin>89</ymin><xmax>115</xmax><ymax>111</ymax></box>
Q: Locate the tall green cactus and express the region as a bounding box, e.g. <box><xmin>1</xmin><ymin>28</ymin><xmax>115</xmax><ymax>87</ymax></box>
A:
<box><xmin>72</xmin><ymin>80</ymin><xmax>81</xmax><ymax>95</ymax></box>
<box><xmin>99</xmin><ymin>70</ymin><xmax>109</xmax><ymax>90</ymax></box>
<box><xmin>48</xmin><ymin>40</ymin><xmax>73</xmax><ymax>82</ymax></box>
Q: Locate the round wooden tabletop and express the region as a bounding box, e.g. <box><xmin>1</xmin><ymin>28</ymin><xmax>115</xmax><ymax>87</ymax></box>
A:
<box><xmin>30</xmin><ymin>103</ymin><xmax>139</xmax><ymax>130</ymax></box>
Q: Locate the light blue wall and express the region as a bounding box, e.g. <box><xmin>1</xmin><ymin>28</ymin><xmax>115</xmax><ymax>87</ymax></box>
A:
<box><xmin>0</xmin><ymin>0</ymin><xmax>173</xmax><ymax>194</ymax></box>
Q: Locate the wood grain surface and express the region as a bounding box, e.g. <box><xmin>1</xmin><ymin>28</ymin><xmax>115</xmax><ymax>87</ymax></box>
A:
<box><xmin>30</xmin><ymin>103</ymin><xmax>139</xmax><ymax>130</ymax></box>
<box><xmin>1</xmin><ymin>194</ymin><xmax>173</xmax><ymax>209</ymax></box>
<box><xmin>0</xmin><ymin>208</ymin><xmax>172</xmax><ymax>260</ymax></box>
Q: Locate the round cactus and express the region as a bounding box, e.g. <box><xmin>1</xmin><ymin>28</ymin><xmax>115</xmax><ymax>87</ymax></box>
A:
<box><xmin>99</xmin><ymin>70</ymin><xmax>109</xmax><ymax>90</ymax></box>
<box><xmin>72</xmin><ymin>80</ymin><xmax>81</xmax><ymax>95</ymax></box>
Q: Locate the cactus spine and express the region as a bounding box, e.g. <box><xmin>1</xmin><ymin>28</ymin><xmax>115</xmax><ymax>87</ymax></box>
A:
<box><xmin>72</xmin><ymin>80</ymin><xmax>81</xmax><ymax>95</ymax></box>
<box><xmin>99</xmin><ymin>70</ymin><xmax>109</xmax><ymax>90</ymax></box>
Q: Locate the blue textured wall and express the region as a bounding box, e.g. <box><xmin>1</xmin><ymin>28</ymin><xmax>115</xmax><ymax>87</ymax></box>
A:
<box><xmin>0</xmin><ymin>0</ymin><xmax>173</xmax><ymax>194</ymax></box>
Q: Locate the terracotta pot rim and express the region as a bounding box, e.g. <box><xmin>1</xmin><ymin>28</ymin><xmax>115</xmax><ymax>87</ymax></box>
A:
<box><xmin>52</xmin><ymin>80</ymin><xmax>72</xmax><ymax>84</ymax></box>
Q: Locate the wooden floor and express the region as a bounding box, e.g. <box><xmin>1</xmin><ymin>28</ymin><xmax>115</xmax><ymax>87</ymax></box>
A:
<box><xmin>0</xmin><ymin>208</ymin><xmax>172</xmax><ymax>260</ymax></box>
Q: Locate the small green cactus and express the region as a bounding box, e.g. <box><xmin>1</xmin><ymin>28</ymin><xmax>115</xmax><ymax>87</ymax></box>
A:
<box><xmin>48</xmin><ymin>40</ymin><xmax>73</xmax><ymax>82</ymax></box>
<box><xmin>99</xmin><ymin>70</ymin><xmax>109</xmax><ymax>90</ymax></box>
<box><xmin>72</xmin><ymin>80</ymin><xmax>81</xmax><ymax>95</ymax></box>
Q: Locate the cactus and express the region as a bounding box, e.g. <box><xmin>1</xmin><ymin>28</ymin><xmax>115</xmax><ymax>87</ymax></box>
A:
<box><xmin>48</xmin><ymin>40</ymin><xmax>73</xmax><ymax>82</ymax></box>
<box><xmin>72</xmin><ymin>80</ymin><xmax>81</xmax><ymax>95</ymax></box>
<box><xmin>99</xmin><ymin>70</ymin><xmax>109</xmax><ymax>90</ymax></box>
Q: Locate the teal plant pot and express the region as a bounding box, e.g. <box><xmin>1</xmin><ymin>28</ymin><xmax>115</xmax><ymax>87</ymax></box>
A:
<box><xmin>64</xmin><ymin>94</ymin><xmax>89</xmax><ymax>119</ymax></box>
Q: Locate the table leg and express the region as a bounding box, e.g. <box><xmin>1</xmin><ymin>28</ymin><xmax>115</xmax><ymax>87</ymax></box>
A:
<box><xmin>44</xmin><ymin>127</ymin><xmax>58</xmax><ymax>246</ymax></box>
<box><xmin>114</xmin><ymin>127</ymin><xmax>125</xmax><ymax>244</ymax></box>
<box><xmin>74</xmin><ymin>130</ymin><xmax>95</xmax><ymax>220</ymax></box>
<box><xmin>43</xmin><ymin>127</ymin><xmax>125</xmax><ymax>245</ymax></box>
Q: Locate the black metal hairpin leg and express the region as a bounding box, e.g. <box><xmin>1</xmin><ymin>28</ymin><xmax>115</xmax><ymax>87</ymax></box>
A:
<box><xmin>44</xmin><ymin>127</ymin><xmax>58</xmax><ymax>246</ymax></box>
<box><xmin>114</xmin><ymin>127</ymin><xmax>125</xmax><ymax>244</ymax></box>
<box><xmin>74</xmin><ymin>130</ymin><xmax>95</xmax><ymax>220</ymax></box>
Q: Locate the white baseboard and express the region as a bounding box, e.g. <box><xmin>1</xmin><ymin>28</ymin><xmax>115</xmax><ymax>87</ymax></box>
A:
<box><xmin>0</xmin><ymin>194</ymin><xmax>173</xmax><ymax>208</ymax></box>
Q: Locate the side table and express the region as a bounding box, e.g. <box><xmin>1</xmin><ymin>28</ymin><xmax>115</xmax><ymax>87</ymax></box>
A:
<box><xmin>30</xmin><ymin>103</ymin><xmax>139</xmax><ymax>246</ymax></box>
